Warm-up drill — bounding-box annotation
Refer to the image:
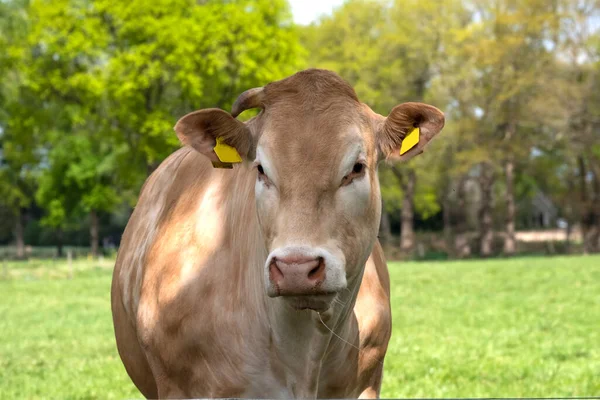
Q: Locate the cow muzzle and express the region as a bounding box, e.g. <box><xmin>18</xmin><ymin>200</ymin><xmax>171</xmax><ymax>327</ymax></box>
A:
<box><xmin>270</xmin><ymin>255</ymin><xmax>325</xmax><ymax>295</ymax></box>
<box><xmin>265</xmin><ymin>246</ymin><xmax>347</xmax><ymax>307</ymax></box>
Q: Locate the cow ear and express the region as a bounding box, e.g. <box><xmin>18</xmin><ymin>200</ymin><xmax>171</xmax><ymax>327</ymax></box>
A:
<box><xmin>174</xmin><ymin>108</ymin><xmax>254</xmax><ymax>167</ymax></box>
<box><xmin>376</xmin><ymin>102</ymin><xmax>445</xmax><ymax>163</ymax></box>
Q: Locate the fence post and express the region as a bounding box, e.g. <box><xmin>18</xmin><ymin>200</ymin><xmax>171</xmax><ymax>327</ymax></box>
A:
<box><xmin>67</xmin><ymin>249</ymin><xmax>73</xmax><ymax>279</ymax></box>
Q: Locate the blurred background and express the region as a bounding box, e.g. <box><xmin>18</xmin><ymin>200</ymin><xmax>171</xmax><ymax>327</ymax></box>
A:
<box><xmin>1</xmin><ymin>0</ymin><xmax>599</xmax><ymax>398</ymax></box>
<box><xmin>1</xmin><ymin>0</ymin><xmax>600</xmax><ymax>260</ymax></box>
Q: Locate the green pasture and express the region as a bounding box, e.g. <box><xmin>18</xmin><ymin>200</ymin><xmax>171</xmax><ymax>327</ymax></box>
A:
<box><xmin>0</xmin><ymin>255</ymin><xmax>599</xmax><ymax>398</ymax></box>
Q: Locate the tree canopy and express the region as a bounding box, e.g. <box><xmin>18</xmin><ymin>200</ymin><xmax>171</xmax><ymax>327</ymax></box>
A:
<box><xmin>1</xmin><ymin>0</ymin><xmax>599</xmax><ymax>258</ymax></box>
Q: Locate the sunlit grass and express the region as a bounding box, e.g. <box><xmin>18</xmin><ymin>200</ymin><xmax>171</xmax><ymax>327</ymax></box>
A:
<box><xmin>0</xmin><ymin>263</ymin><xmax>138</xmax><ymax>400</ymax></box>
<box><xmin>382</xmin><ymin>255</ymin><xmax>600</xmax><ymax>397</ymax></box>
<box><xmin>1</xmin><ymin>255</ymin><xmax>599</xmax><ymax>398</ymax></box>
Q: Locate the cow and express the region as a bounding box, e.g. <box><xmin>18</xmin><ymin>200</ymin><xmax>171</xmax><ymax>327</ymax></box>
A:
<box><xmin>111</xmin><ymin>69</ymin><xmax>445</xmax><ymax>399</ymax></box>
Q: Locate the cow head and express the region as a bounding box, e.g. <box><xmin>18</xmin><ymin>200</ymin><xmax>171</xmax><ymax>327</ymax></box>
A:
<box><xmin>174</xmin><ymin>69</ymin><xmax>444</xmax><ymax>311</ymax></box>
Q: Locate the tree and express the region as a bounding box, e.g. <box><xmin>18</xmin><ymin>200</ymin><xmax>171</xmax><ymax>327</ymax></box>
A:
<box><xmin>555</xmin><ymin>0</ymin><xmax>600</xmax><ymax>252</ymax></box>
<box><xmin>448</xmin><ymin>0</ymin><xmax>562</xmax><ymax>255</ymax></box>
<box><xmin>0</xmin><ymin>0</ymin><xmax>39</xmax><ymax>258</ymax></box>
<box><xmin>24</xmin><ymin>0</ymin><xmax>121</xmax><ymax>256</ymax></box>
<box><xmin>97</xmin><ymin>0</ymin><xmax>304</xmax><ymax>176</ymax></box>
<box><xmin>23</xmin><ymin>0</ymin><xmax>305</xmax><ymax>256</ymax></box>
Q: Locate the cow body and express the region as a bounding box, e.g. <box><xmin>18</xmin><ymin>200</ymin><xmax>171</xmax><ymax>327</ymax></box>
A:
<box><xmin>112</xmin><ymin>147</ymin><xmax>391</xmax><ymax>398</ymax></box>
<box><xmin>112</xmin><ymin>69</ymin><xmax>444</xmax><ymax>399</ymax></box>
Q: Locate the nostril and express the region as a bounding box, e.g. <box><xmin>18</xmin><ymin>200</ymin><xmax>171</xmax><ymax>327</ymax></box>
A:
<box><xmin>308</xmin><ymin>265</ymin><xmax>320</xmax><ymax>278</ymax></box>
<box><xmin>307</xmin><ymin>257</ymin><xmax>325</xmax><ymax>282</ymax></box>
<box><xmin>269</xmin><ymin>262</ymin><xmax>284</xmax><ymax>283</ymax></box>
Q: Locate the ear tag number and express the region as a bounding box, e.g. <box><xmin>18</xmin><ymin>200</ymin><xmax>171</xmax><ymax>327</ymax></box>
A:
<box><xmin>400</xmin><ymin>127</ymin><xmax>420</xmax><ymax>155</ymax></box>
<box><xmin>212</xmin><ymin>137</ymin><xmax>242</xmax><ymax>169</ymax></box>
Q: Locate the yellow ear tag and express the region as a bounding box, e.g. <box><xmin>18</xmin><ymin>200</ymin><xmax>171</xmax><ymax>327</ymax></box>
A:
<box><xmin>212</xmin><ymin>137</ymin><xmax>242</xmax><ymax>168</ymax></box>
<box><xmin>400</xmin><ymin>127</ymin><xmax>420</xmax><ymax>155</ymax></box>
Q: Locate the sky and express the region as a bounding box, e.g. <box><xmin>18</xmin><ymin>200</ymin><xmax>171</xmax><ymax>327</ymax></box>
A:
<box><xmin>288</xmin><ymin>0</ymin><xmax>346</xmax><ymax>25</ymax></box>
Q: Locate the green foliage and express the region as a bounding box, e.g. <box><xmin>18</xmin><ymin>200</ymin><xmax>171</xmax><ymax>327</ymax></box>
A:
<box><xmin>1</xmin><ymin>0</ymin><xmax>304</xmax><ymax>241</ymax></box>
<box><xmin>379</xmin><ymin>160</ymin><xmax>441</xmax><ymax>221</ymax></box>
<box><xmin>90</xmin><ymin>0</ymin><xmax>303</xmax><ymax>168</ymax></box>
<box><xmin>34</xmin><ymin>133</ymin><xmax>122</xmax><ymax>228</ymax></box>
<box><xmin>1</xmin><ymin>0</ymin><xmax>600</xmax><ymax>252</ymax></box>
<box><xmin>0</xmin><ymin>0</ymin><xmax>39</xmax><ymax>216</ymax></box>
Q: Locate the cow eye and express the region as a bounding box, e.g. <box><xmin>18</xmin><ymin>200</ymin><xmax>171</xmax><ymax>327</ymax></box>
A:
<box><xmin>256</xmin><ymin>164</ymin><xmax>272</xmax><ymax>186</ymax></box>
<box><xmin>341</xmin><ymin>163</ymin><xmax>366</xmax><ymax>186</ymax></box>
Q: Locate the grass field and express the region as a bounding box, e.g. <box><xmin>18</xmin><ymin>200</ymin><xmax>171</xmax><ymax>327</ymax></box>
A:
<box><xmin>1</xmin><ymin>255</ymin><xmax>599</xmax><ymax>399</ymax></box>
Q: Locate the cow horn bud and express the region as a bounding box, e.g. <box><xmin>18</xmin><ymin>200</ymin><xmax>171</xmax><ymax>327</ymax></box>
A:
<box><xmin>231</xmin><ymin>87</ymin><xmax>265</xmax><ymax>118</ymax></box>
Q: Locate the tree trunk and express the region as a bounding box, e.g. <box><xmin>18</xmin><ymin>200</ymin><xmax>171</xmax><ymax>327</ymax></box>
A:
<box><xmin>565</xmin><ymin>220</ymin><xmax>572</xmax><ymax>254</ymax></box>
<box><xmin>56</xmin><ymin>229</ymin><xmax>64</xmax><ymax>258</ymax></box>
<box><xmin>479</xmin><ymin>164</ymin><xmax>494</xmax><ymax>257</ymax></box>
<box><xmin>442</xmin><ymin>185</ymin><xmax>452</xmax><ymax>248</ymax></box>
<box><xmin>14</xmin><ymin>209</ymin><xmax>25</xmax><ymax>259</ymax></box>
<box><xmin>578</xmin><ymin>156</ymin><xmax>594</xmax><ymax>253</ymax></box>
<box><xmin>503</xmin><ymin>158</ymin><xmax>516</xmax><ymax>255</ymax></box>
<box><xmin>454</xmin><ymin>175</ymin><xmax>471</xmax><ymax>258</ymax></box>
<box><xmin>90</xmin><ymin>209</ymin><xmax>99</xmax><ymax>258</ymax></box>
<box><xmin>590</xmin><ymin>165</ymin><xmax>600</xmax><ymax>253</ymax></box>
<box><xmin>400</xmin><ymin>170</ymin><xmax>416</xmax><ymax>254</ymax></box>
<box><xmin>564</xmin><ymin>176</ymin><xmax>575</xmax><ymax>255</ymax></box>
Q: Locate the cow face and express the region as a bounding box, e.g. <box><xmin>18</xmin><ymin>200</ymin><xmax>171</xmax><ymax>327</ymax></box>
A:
<box><xmin>175</xmin><ymin>69</ymin><xmax>444</xmax><ymax>311</ymax></box>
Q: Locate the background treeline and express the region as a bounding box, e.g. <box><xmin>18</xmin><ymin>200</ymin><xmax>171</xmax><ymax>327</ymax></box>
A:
<box><xmin>1</xmin><ymin>0</ymin><xmax>599</xmax><ymax>260</ymax></box>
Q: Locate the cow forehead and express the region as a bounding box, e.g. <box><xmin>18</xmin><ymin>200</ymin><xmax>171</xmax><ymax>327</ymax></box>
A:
<box><xmin>258</xmin><ymin>118</ymin><xmax>366</xmax><ymax>173</ymax></box>
<box><xmin>260</xmin><ymin>99</ymin><xmax>372</xmax><ymax>155</ymax></box>
<box><xmin>252</xmin><ymin>68</ymin><xmax>372</xmax><ymax>160</ymax></box>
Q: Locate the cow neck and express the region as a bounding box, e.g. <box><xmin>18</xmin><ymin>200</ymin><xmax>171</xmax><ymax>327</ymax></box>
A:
<box><xmin>263</xmin><ymin>267</ymin><xmax>365</xmax><ymax>398</ymax></box>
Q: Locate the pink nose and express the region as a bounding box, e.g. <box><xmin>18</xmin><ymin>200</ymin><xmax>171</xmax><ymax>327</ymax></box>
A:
<box><xmin>269</xmin><ymin>255</ymin><xmax>326</xmax><ymax>295</ymax></box>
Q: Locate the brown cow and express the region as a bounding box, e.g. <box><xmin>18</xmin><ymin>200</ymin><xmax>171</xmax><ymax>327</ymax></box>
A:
<box><xmin>111</xmin><ymin>69</ymin><xmax>445</xmax><ymax>399</ymax></box>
